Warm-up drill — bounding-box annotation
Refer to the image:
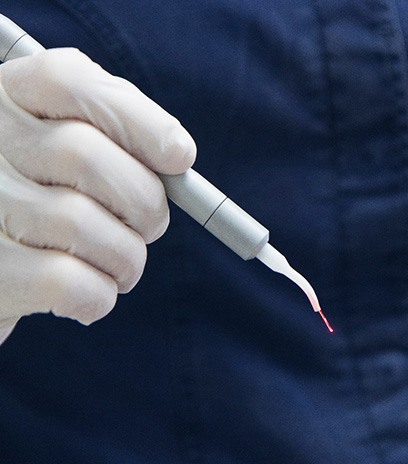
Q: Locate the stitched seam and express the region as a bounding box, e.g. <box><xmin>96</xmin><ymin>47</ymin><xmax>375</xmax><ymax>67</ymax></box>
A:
<box><xmin>165</xmin><ymin>235</ymin><xmax>204</xmax><ymax>464</ymax></box>
<box><xmin>389</xmin><ymin>0</ymin><xmax>408</xmax><ymax>316</ymax></box>
<box><xmin>53</xmin><ymin>0</ymin><xmax>155</xmax><ymax>88</ymax></box>
<box><xmin>356</xmin><ymin>2</ymin><xmax>408</xmax><ymax>461</ymax></box>
<box><xmin>311</xmin><ymin>1</ymin><xmax>386</xmax><ymax>463</ymax></box>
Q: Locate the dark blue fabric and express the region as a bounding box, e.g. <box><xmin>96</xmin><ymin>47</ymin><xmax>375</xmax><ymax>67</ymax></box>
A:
<box><xmin>0</xmin><ymin>1</ymin><xmax>407</xmax><ymax>463</ymax></box>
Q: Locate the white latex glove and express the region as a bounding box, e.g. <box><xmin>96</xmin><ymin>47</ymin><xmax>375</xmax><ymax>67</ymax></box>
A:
<box><xmin>0</xmin><ymin>48</ymin><xmax>196</xmax><ymax>344</ymax></box>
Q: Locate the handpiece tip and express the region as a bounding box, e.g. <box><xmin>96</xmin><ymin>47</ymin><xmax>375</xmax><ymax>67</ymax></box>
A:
<box><xmin>318</xmin><ymin>310</ymin><xmax>334</xmax><ymax>333</ymax></box>
<box><xmin>256</xmin><ymin>244</ymin><xmax>334</xmax><ymax>334</ymax></box>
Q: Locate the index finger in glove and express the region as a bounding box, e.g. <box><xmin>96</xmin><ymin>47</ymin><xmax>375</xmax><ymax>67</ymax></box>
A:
<box><xmin>0</xmin><ymin>48</ymin><xmax>196</xmax><ymax>175</ymax></box>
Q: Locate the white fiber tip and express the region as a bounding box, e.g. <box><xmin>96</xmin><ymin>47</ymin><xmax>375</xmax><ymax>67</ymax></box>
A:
<box><xmin>256</xmin><ymin>243</ymin><xmax>321</xmax><ymax>312</ymax></box>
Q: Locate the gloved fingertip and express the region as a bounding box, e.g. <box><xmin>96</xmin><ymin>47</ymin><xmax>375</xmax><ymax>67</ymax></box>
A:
<box><xmin>75</xmin><ymin>318</ymin><xmax>94</xmax><ymax>327</ymax></box>
<box><xmin>159</xmin><ymin>126</ymin><xmax>197</xmax><ymax>175</ymax></box>
<box><xmin>178</xmin><ymin>128</ymin><xmax>197</xmax><ymax>170</ymax></box>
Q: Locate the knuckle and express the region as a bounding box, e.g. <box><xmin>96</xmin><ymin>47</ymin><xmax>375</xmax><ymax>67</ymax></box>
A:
<box><xmin>45</xmin><ymin>254</ymin><xmax>82</xmax><ymax>296</ymax></box>
<box><xmin>53</xmin><ymin>120</ymin><xmax>93</xmax><ymax>146</ymax></box>
<box><xmin>37</xmin><ymin>48</ymin><xmax>90</xmax><ymax>85</ymax></box>
<box><xmin>44</xmin><ymin>253</ymin><xmax>117</xmax><ymax>324</ymax></box>
<box><xmin>36</xmin><ymin>48</ymin><xmax>90</xmax><ymax>81</ymax></box>
<box><xmin>136</xmin><ymin>176</ymin><xmax>169</xmax><ymax>243</ymax></box>
<box><xmin>55</xmin><ymin>191</ymin><xmax>95</xmax><ymax>238</ymax></box>
<box><xmin>147</xmin><ymin>203</ymin><xmax>170</xmax><ymax>243</ymax></box>
<box><xmin>33</xmin><ymin>49</ymin><xmax>94</xmax><ymax>102</ymax></box>
<box><xmin>160</xmin><ymin>119</ymin><xmax>197</xmax><ymax>173</ymax></box>
<box><xmin>49</xmin><ymin>121</ymin><xmax>96</xmax><ymax>172</ymax></box>
<box><xmin>115</xmin><ymin>232</ymin><xmax>147</xmax><ymax>293</ymax></box>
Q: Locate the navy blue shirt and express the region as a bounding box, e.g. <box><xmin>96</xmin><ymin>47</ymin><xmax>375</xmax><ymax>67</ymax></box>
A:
<box><xmin>0</xmin><ymin>1</ymin><xmax>407</xmax><ymax>463</ymax></box>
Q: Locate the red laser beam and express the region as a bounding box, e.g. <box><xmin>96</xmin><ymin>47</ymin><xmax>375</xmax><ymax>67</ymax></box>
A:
<box><xmin>318</xmin><ymin>310</ymin><xmax>334</xmax><ymax>333</ymax></box>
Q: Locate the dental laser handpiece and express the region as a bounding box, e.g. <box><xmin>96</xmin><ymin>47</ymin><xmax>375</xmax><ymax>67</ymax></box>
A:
<box><xmin>0</xmin><ymin>14</ymin><xmax>333</xmax><ymax>332</ymax></box>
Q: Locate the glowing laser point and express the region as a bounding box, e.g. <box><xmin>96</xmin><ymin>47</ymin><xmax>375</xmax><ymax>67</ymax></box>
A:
<box><xmin>318</xmin><ymin>310</ymin><xmax>334</xmax><ymax>333</ymax></box>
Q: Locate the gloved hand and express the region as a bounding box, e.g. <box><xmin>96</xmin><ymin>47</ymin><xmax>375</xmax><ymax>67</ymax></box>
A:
<box><xmin>0</xmin><ymin>48</ymin><xmax>196</xmax><ymax>344</ymax></box>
